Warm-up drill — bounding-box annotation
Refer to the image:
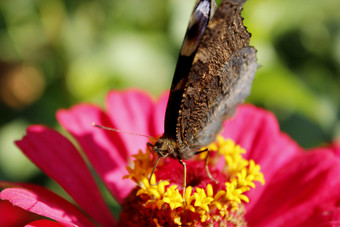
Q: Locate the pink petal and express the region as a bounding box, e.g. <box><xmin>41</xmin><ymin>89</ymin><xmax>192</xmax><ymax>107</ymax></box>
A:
<box><xmin>0</xmin><ymin>183</ymin><xmax>95</xmax><ymax>227</ymax></box>
<box><xmin>223</xmin><ymin>105</ymin><xmax>302</xmax><ymax>165</ymax></box>
<box><xmin>245</xmin><ymin>149</ymin><xmax>340</xmax><ymax>226</ymax></box>
<box><xmin>332</xmin><ymin>143</ymin><xmax>340</xmax><ymax>157</ymax></box>
<box><xmin>105</xmin><ymin>89</ymin><xmax>154</xmax><ymax>157</ymax></box>
<box><xmin>15</xmin><ymin>126</ymin><xmax>116</xmax><ymax>227</ymax></box>
<box><xmin>57</xmin><ymin>104</ymin><xmax>134</xmax><ymax>203</ymax></box>
<box><xmin>302</xmin><ymin>207</ymin><xmax>340</xmax><ymax>227</ymax></box>
<box><xmin>312</xmin><ymin>143</ymin><xmax>340</xmax><ymax>158</ymax></box>
<box><xmin>150</xmin><ymin>91</ymin><xmax>169</xmax><ymax>137</ymax></box>
<box><xmin>222</xmin><ymin>105</ymin><xmax>302</xmax><ymax>209</ymax></box>
<box><xmin>26</xmin><ymin>220</ymin><xmax>65</xmax><ymax>227</ymax></box>
<box><xmin>0</xmin><ymin>200</ymin><xmax>41</xmax><ymax>226</ymax></box>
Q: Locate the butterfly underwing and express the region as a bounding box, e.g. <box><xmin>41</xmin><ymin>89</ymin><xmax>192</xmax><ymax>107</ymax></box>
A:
<box><xmin>150</xmin><ymin>0</ymin><xmax>257</xmax><ymax>192</ymax></box>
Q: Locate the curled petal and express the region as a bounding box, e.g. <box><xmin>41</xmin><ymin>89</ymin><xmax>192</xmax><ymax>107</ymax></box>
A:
<box><xmin>25</xmin><ymin>220</ymin><xmax>66</xmax><ymax>227</ymax></box>
<box><xmin>1</xmin><ymin>183</ymin><xmax>95</xmax><ymax>227</ymax></box>
<box><xmin>15</xmin><ymin>126</ymin><xmax>116</xmax><ymax>227</ymax></box>
<box><xmin>0</xmin><ymin>200</ymin><xmax>40</xmax><ymax>226</ymax></box>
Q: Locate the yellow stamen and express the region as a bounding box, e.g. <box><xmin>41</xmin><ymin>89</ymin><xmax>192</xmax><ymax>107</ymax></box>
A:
<box><xmin>163</xmin><ymin>185</ymin><xmax>183</xmax><ymax>210</ymax></box>
<box><xmin>184</xmin><ymin>186</ymin><xmax>195</xmax><ymax>212</ymax></box>
<box><xmin>194</xmin><ymin>188</ymin><xmax>214</xmax><ymax>212</ymax></box>
<box><xmin>122</xmin><ymin>136</ymin><xmax>266</xmax><ymax>226</ymax></box>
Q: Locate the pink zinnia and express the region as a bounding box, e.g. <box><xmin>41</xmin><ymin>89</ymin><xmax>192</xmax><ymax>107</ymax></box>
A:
<box><xmin>1</xmin><ymin>89</ymin><xmax>340</xmax><ymax>226</ymax></box>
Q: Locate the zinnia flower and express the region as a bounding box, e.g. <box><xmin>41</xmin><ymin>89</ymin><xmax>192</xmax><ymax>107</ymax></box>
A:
<box><xmin>1</xmin><ymin>89</ymin><xmax>340</xmax><ymax>226</ymax></box>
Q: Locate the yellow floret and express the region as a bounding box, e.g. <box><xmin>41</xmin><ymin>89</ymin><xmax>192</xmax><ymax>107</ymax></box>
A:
<box><xmin>162</xmin><ymin>185</ymin><xmax>183</xmax><ymax>210</ymax></box>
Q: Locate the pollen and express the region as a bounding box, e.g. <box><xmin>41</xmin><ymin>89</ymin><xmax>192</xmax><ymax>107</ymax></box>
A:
<box><xmin>120</xmin><ymin>136</ymin><xmax>265</xmax><ymax>226</ymax></box>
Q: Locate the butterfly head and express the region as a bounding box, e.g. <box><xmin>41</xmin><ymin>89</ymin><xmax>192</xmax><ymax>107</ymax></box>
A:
<box><xmin>152</xmin><ymin>138</ymin><xmax>179</xmax><ymax>159</ymax></box>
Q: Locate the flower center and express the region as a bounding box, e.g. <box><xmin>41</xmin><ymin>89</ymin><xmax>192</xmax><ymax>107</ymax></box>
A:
<box><xmin>187</xmin><ymin>173</ymin><xmax>204</xmax><ymax>188</ymax></box>
<box><xmin>155</xmin><ymin>159</ymin><xmax>226</xmax><ymax>190</ymax></box>
<box><xmin>120</xmin><ymin>136</ymin><xmax>265</xmax><ymax>226</ymax></box>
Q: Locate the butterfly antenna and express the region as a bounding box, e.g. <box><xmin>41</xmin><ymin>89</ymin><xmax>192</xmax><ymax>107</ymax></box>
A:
<box><xmin>92</xmin><ymin>122</ymin><xmax>157</xmax><ymax>140</ymax></box>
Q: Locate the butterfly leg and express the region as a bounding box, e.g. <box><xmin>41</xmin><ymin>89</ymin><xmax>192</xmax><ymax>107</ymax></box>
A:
<box><xmin>195</xmin><ymin>149</ymin><xmax>218</xmax><ymax>184</ymax></box>
<box><xmin>204</xmin><ymin>149</ymin><xmax>218</xmax><ymax>184</ymax></box>
<box><xmin>178</xmin><ymin>158</ymin><xmax>187</xmax><ymax>204</ymax></box>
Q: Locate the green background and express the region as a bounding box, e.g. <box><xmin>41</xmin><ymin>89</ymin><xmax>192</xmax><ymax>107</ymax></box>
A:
<box><xmin>0</xmin><ymin>0</ymin><xmax>339</xmax><ymax>216</ymax></box>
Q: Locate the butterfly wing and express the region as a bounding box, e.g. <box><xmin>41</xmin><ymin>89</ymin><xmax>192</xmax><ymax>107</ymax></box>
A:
<box><xmin>177</xmin><ymin>0</ymin><xmax>258</xmax><ymax>149</ymax></box>
<box><xmin>163</xmin><ymin>0</ymin><xmax>215</xmax><ymax>140</ymax></box>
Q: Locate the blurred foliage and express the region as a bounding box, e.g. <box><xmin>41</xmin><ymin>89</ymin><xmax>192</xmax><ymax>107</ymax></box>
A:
<box><xmin>0</xmin><ymin>0</ymin><xmax>339</xmax><ymax>212</ymax></box>
<box><xmin>243</xmin><ymin>0</ymin><xmax>340</xmax><ymax>147</ymax></box>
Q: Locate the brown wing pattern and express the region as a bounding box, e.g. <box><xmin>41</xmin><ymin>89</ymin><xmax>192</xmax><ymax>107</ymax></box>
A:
<box><xmin>163</xmin><ymin>0</ymin><xmax>214</xmax><ymax>140</ymax></box>
<box><xmin>176</xmin><ymin>0</ymin><xmax>257</xmax><ymax>149</ymax></box>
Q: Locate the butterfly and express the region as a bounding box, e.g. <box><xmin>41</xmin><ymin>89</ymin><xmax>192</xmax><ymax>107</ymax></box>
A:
<box><xmin>148</xmin><ymin>0</ymin><xmax>258</xmax><ymax>200</ymax></box>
